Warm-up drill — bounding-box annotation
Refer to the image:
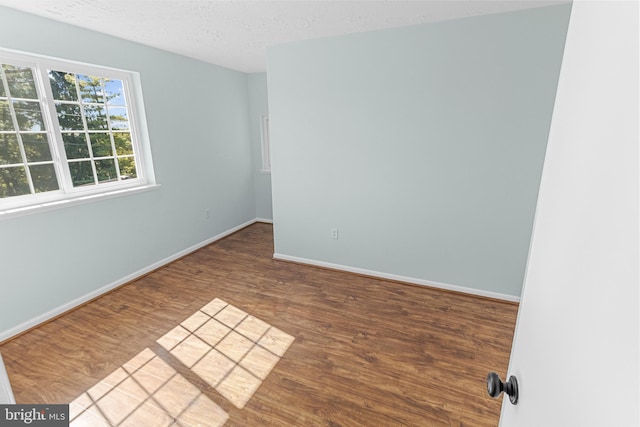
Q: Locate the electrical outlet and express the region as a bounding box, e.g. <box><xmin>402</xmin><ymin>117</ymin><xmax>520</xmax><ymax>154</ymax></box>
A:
<box><xmin>331</xmin><ymin>228</ymin><xmax>339</xmax><ymax>239</ymax></box>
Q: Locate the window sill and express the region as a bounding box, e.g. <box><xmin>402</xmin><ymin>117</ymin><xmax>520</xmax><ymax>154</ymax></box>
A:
<box><xmin>0</xmin><ymin>184</ymin><xmax>161</xmax><ymax>221</ymax></box>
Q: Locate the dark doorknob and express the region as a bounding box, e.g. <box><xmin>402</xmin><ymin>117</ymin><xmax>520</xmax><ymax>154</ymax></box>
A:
<box><xmin>487</xmin><ymin>372</ymin><xmax>518</xmax><ymax>405</ymax></box>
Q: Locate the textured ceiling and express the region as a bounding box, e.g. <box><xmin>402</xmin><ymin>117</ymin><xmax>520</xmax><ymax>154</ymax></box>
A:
<box><xmin>0</xmin><ymin>0</ymin><xmax>569</xmax><ymax>73</ymax></box>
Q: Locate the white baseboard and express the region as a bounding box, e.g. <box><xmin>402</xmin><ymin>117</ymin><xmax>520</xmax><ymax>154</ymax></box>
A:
<box><xmin>255</xmin><ymin>217</ymin><xmax>273</xmax><ymax>224</ymax></box>
<box><xmin>273</xmin><ymin>253</ymin><xmax>520</xmax><ymax>303</ymax></box>
<box><xmin>0</xmin><ymin>218</ymin><xmax>259</xmax><ymax>343</ymax></box>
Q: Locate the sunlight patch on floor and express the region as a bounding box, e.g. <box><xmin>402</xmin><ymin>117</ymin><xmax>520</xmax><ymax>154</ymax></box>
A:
<box><xmin>69</xmin><ymin>298</ymin><xmax>294</xmax><ymax>426</ymax></box>
<box><xmin>159</xmin><ymin>298</ymin><xmax>294</xmax><ymax>409</ymax></box>
<box><xmin>69</xmin><ymin>348</ymin><xmax>227</xmax><ymax>427</ymax></box>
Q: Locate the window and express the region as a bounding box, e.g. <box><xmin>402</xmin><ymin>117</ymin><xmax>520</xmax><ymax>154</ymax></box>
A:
<box><xmin>260</xmin><ymin>115</ymin><xmax>271</xmax><ymax>172</ymax></box>
<box><xmin>0</xmin><ymin>49</ymin><xmax>154</xmax><ymax>215</ymax></box>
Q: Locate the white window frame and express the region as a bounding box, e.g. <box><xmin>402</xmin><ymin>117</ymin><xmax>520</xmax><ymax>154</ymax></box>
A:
<box><xmin>260</xmin><ymin>115</ymin><xmax>271</xmax><ymax>173</ymax></box>
<box><xmin>0</xmin><ymin>48</ymin><xmax>156</xmax><ymax>218</ymax></box>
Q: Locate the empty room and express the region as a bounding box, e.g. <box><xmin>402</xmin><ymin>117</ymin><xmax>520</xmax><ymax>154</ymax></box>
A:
<box><xmin>0</xmin><ymin>1</ymin><xmax>636</xmax><ymax>426</ymax></box>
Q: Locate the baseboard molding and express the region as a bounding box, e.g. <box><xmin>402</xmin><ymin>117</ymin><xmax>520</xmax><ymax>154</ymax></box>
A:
<box><xmin>0</xmin><ymin>218</ymin><xmax>260</xmax><ymax>343</ymax></box>
<box><xmin>255</xmin><ymin>217</ymin><xmax>273</xmax><ymax>224</ymax></box>
<box><xmin>272</xmin><ymin>253</ymin><xmax>520</xmax><ymax>303</ymax></box>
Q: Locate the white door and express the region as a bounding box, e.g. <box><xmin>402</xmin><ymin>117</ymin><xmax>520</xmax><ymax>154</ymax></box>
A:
<box><xmin>498</xmin><ymin>1</ymin><xmax>639</xmax><ymax>426</ymax></box>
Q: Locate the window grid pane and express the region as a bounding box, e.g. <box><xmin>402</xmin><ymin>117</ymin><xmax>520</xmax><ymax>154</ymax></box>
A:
<box><xmin>0</xmin><ymin>63</ymin><xmax>60</xmax><ymax>199</ymax></box>
<box><xmin>0</xmin><ymin>133</ymin><xmax>22</xmax><ymax>165</ymax></box>
<box><xmin>68</xmin><ymin>160</ymin><xmax>95</xmax><ymax>187</ymax></box>
<box><xmin>117</xmin><ymin>156</ymin><xmax>137</xmax><ymax>179</ymax></box>
<box><xmin>62</xmin><ymin>132</ymin><xmax>90</xmax><ymax>160</ymax></box>
<box><xmin>49</xmin><ymin>70</ymin><xmax>78</xmax><ymax>102</ymax></box>
<box><xmin>48</xmin><ymin>70</ymin><xmax>138</xmax><ymax>189</ymax></box>
<box><xmin>21</xmin><ymin>133</ymin><xmax>52</xmax><ymax>162</ymax></box>
<box><xmin>3</xmin><ymin>64</ymin><xmax>38</xmax><ymax>100</ymax></box>
<box><xmin>0</xmin><ymin>51</ymin><xmax>149</xmax><ymax>209</ymax></box>
<box><xmin>30</xmin><ymin>163</ymin><xmax>59</xmax><ymax>193</ymax></box>
<box><xmin>0</xmin><ymin>166</ymin><xmax>30</xmax><ymax>198</ymax></box>
<box><xmin>78</xmin><ymin>75</ymin><xmax>105</xmax><ymax>104</ymax></box>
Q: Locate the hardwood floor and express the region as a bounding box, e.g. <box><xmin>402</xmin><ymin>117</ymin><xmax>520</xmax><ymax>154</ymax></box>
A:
<box><xmin>0</xmin><ymin>223</ymin><xmax>518</xmax><ymax>426</ymax></box>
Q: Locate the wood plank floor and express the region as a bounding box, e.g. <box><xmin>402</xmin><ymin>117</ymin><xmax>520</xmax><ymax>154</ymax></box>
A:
<box><xmin>0</xmin><ymin>223</ymin><xmax>518</xmax><ymax>426</ymax></box>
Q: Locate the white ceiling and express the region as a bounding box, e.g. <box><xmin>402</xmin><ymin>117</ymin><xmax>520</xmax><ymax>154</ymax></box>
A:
<box><xmin>0</xmin><ymin>0</ymin><xmax>569</xmax><ymax>73</ymax></box>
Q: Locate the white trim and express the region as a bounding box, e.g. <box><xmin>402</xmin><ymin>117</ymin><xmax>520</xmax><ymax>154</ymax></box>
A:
<box><xmin>0</xmin><ymin>47</ymin><xmax>140</xmax><ymax>75</ymax></box>
<box><xmin>0</xmin><ymin>353</ymin><xmax>15</xmax><ymax>404</ymax></box>
<box><xmin>259</xmin><ymin>115</ymin><xmax>271</xmax><ymax>172</ymax></box>
<box><xmin>0</xmin><ymin>47</ymin><xmax>155</xmax><ymax>212</ymax></box>
<box><xmin>273</xmin><ymin>253</ymin><xmax>520</xmax><ymax>303</ymax></box>
<box><xmin>254</xmin><ymin>217</ymin><xmax>273</xmax><ymax>224</ymax></box>
<box><xmin>0</xmin><ymin>184</ymin><xmax>161</xmax><ymax>220</ymax></box>
<box><xmin>0</xmin><ymin>218</ymin><xmax>258</xmax><ymax>342</ymax></box>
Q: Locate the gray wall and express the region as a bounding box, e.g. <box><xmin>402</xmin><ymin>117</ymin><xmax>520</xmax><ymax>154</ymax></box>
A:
<box><xmin>0</xmin><ymin>7</ymin><xmax>257</xmax><ymax>335</ymax></box>
<box><xmin>267</xmin><ymin>5</ymin><xmax>571</xmax><ymax>298</ymax></box>
<box><xmin>247</xmin><ymin>73</ymin><xmax>273</xmax><ymax>221</ymax></box>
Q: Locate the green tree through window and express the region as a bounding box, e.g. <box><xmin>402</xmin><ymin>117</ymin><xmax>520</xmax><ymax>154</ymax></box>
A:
<box><xmin>0</xmin><ymin>64</ymin><xmax>57</xmax><ymax>198</ymax></box>
<box><xmin>0</xmin><ymin>50</ymin><xmax>149</xmax><ymax>212</ymax></box>
<box><xmin>48</xmin><ymin>70</ymin><xmax>137</xmax><ymax>187</ymax></box>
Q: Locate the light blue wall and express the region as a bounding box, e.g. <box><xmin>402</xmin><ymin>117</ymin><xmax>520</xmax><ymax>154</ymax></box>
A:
<box><xmin>247</xmin><ymin>73</ymin><xmax>273</xmax><ymax>220</ymax></box>
<box><xmin>0</xmin><ymin>7</ymin><xmax>257</xmax><ymax>334</ymax></box>
<box><xmin>267</xmin><ymin>5</ymin><xmax>571</xmax><ymax>297</ymax></box>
